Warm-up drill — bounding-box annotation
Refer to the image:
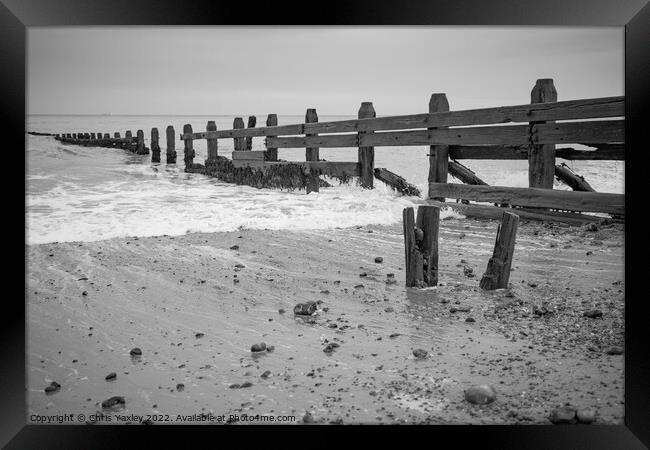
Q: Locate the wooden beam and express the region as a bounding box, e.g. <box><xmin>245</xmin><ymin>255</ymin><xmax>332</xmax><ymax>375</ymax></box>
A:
<box><xmin>183</xmin><ymin>124</ymin><xmax>194</xmax><ymax>168</ymax></box>
<box><xmin>426</xmin><ymin>199</ymin><xmax>606</xmax><ymax>225</ymax></box>
<box><xmin>265</xmin><ymin>114</ymin><xmax>279</xmax><ymax>161</ymax></box>
<box><xmin>373</xmin><ymin>168</ymin><xmax>421</xmax><ymax>196</ymax></box>
<box><xmin>232</xmin><ymin>150</ymin><xmax>266</xmax><ymax>160</ymax></box>
<box><xmin>211</xmin><ymin>96</ymin><xmax>620</xmax><ymax>137</ymax></box>
<box><xmin>233</xmin><ymin>117</ymin><xmax>245</xmax><ymax>151</ymax></box>
<box><xmin>428</xmin><ymin>183</ymin><xmax>624</xmax><ymax>215</ymax></box>
<box><xmin>554</xmin><ymin>163</ymin><xmax>595</xmax><ymax>192</ymax></box>
<box><xmin>166</xmin><ymin>125</ymin><xmax>177</xmax><ymax>164</ymax></box>
<box><xmin>151</xmin><ymin>128</ymin><xmax>161</xmax><ymax>163</ymax></box>
<box><xmin>448</xmin><ymin>144</ymin><xmax>625</xmax><ymax>161</ymax></box>
<box><xmin>230</xmin><ymin>160</ymin><xmax>359</xmax><ymax>178</ymax></box>
<box><xmin>480</xmin><ymin>212</ymin><xmax>519</xmax><ymax>290</ymax></box>
<box><xmin>305</xmin><ymin>108</ymin><xmax>319</xmax><ymax>194</ymax></box>
<box><xmin>448</xmin><ymin>160</ymin><xmax>488</xmax><ymax>185</ymax></box>
<box><xmin>206</xmin><ymin>121</ymin><xmax>218</xmax><ymax>162</ymax></box>
<box><xmin>358</xmin><ymin>102</ymin><xmax>376</xmax><ymax>189</ymax></box>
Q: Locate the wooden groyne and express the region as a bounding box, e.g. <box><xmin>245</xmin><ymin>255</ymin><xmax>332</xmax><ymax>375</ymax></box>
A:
<box><xmin>36</xmin><ymin>77</ymin><xmax>624</xmax><ymax>224</ymax></box>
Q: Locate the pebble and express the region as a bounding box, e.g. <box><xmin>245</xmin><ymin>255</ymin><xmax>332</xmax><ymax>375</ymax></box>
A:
<box><xmin>266</xmin><ymin>345</ymin><xmax>275</xmax><ymax>353</ymax></box>
<box><xmin>195</xmin><ymin>332</ymin><xmax>205</xmax><ymax>338</ymax></box>
<box><xmin>413</xmin><ymin>349</ymin><xmax>428</xmax><ymax>359</ymax></box>
<box><xmin>323</xmin><ymin>343</ymin><xmax>340</xmax><ymax>354</ymax></box>
<box><xmin>583</xmin><ymin>310</ymin><xmax>603</xmax><ymax>319</ymax></box>
<box><xmin>261</xmin><ymin>370</ymin><xmax>271</xmax><ymax>379</ymax></box>
<box><xmin>176</xmin><ymin>383</ymin><xmax>185</xmax><ymax>392</ymax></box>
<box><xmin>303</xmin><ymin>412</ymin><xmax>315</xmax><ymax>424</ymax></box>
<box><xmin>251</xmin><ymin>342</ymin><xmax>267</xmax><ymax>352</ymax></box>
<box><xmin>230</xmin><ymin>245</ymin><xmax>239</xmax><ymax>250</ymax></box>
<box><xmin>101</xmin><ymin>396</ymin><xmax>126</xmax><ymax>409</ymax></box>
<box><xmin>278</xmin><ymin>308</ymin><xmax>286</xmax><ymax>314</ymax></box>
<box><xmin>450</xmin><ymin>306</ymin><xmax>470</xmax><ymax>313</ymax></box>
<box><xmin>374</xmin><ymin>257</ymin><xmax>383</xmax><ymax>263</ymax></box>
<box><xmin>130</xmin><ymin>348</ymin><xmax>142</xmax><ymax>356</ymax></box>
<box><xmin>465</xmin><ymin>317</ymin><xmax>475</xmax><ymax>323</ymax></box>
<box><xmin>384</xmin><ymin>307</ymin><xmax>394</xmax><ymax>313</ymax></box>
<box><xmin>464</xmin><ymin>385</ymin><xmax>497</xmax><ymax>405</ymax></box>
<box><xmin>549</xmin><ymin>406</ymin><xmax>576</xmax><ymax>424</ymax></box>
<box><xmin>293</xmin><ymin>302</ymin><xmax>317</xmax><ymax>316</ymax></box>
<box><xmin>44</xmin><ymin>381</ymin><xmax>61</xmax><ymax>394</ymax></box>
<box><xmin>606</xmin><ymin>346</ymin><xmax>623</xmax><ymax>355</ymax></box>
<box><xmin>234</xmin><ymin>263</ymin><xmax>245</xmax><ymax>268</ymax></box>
<box><xmin>105</xmin><ymin>372</ymin><xmax>117</xmax><ymax>381</ymax></box>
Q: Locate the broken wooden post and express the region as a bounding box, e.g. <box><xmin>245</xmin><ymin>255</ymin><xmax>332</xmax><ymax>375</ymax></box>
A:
<box><xmin>136</xmin><ymin>129</ymin><xmax>147</xmax><ymax>154</ymax></box>
<box><xmin>166</xmin><ymin>125</ymin><xmax>177</xmax><ymax>164</ymax></box>
<box><xmin>233</xmin><ymin>117</ymin><xmax>245</xmax><ymax>151</ymax></box>
<box><xmin>403</xmin><ymin>205</ymin><xmax>441</xmax><ymax>287</ymax></box>
<box><xmin>428</xmin><ymin>93</ymin><xmax>450</xmax><ymax>201</ymax></box>
<box><xmin>183</xmin><ymin>124</ymin><xmax>194</xmax><ymax>169</ymax></box>
<box><xmin>374</xmin><ymin>168</ymin><xmax>421</xmax><ymax>196</ymax></box>
<box><xmin>416</xmin><ymin>205</ymin><xmax>440</xmax><ymax>286</ymax></box>
<box><xmin>479</xmin><ymin>211</ymin><xmax>519</xmax><ymax>290</ymax></box>
<box><xmin>305</xmin><ymin>108</ymin><xmax>319</xmax><ymax>194</ymax></box>
<box><xmin>151</xmin><ymin>128</ymin><xmax>161</xmax><ymax>162</ymax></box>
<box><xmin>358</xmin><ymin>102</ymin><xmax>375</xmax><ymax>189</ymax></box>
<box><xmin>529</xmin><ymin>79</ymin><xmax>557</xmax><ymax>189</ymax></box>
<box><xmin>245</xmin><ymin>116</ymin><xmax>256</xmax><ymax>150</ymax></box>
<box><xmin>265</xmin><ymin>114</ymin><xmax>278</xmax><ymax>161</ymax></box>
<box><xmin>448</xmin><ymin>160</ymin><xmax>488</xmax><ymax>185</ymax></box>
<box><xmin>206</xmin><ymin>121</ymin><xmax>218</xmax><ymax>163</ymax></box>
<box><xmin>554</xmin><ymin>163</ymin><xmax>595</xmax><ymax>192</ymax></box>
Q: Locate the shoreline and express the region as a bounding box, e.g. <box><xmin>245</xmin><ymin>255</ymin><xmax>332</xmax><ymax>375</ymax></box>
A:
<box><xmin>26</xmin><ymin>217</ymin><xmax>624</xmax><ymax>424</ymax></box>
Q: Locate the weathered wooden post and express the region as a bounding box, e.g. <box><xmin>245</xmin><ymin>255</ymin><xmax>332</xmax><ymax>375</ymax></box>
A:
<box><xmin>183</xmin><ymin>124</ymin><xmax>194</xmax><ymax>170</ymax></box>
<box><xmin>403</xmin><ymin>206</ymin><xmax>440</xmax><ymax>287</ymax></box>
<box><xmin>125</xmin><ymin>130</ymin><xmax>132</xmax><ymax>151</ymax></box>
<box><xmin>72</xmin><ymin>133</ymin><xmax>77</xmax><ymax>139</ymax></box>
<box><xmin>417</xmin><ymin>205</ymin><xmax>440</xmax><ymax>286</ymax></box>
<box><xmin>305</xmin><ymin>108</ymin><xmax>320</xmax><ymax>194</ymax></box>
<box><xmin>66</xmin><ymin>133</ymin><xmax>72</xmax><ymax>139</ymax></box>
<box><xmin>151</xmin><ymin>128</ymin><xmax>161</xmax><ymax>162</ymax></box>
<box><xmin>114</xmin><ymin>132</ymin><xmax>120</xmax><ymax>138</ymax></box>
<box><xmin>529</xmin><ymin>78</ymin><xmax>557</xmax><ymax>189</ymax></box>
<box><xmin>206</xmin><ymin>121</ymin><xmax>218</xmax><ymax>163</ymax></box>
<box><xmin>166</xmin><ymin>125</ymin><xmax>177</xmax><ymax>164</ymax></box>
<box><xmin>136</xmin><ymin>130</ymin><xmax>147</xmax><ymax>154</ymax></box>
<box><xmin>358</xmin><ymin>102</ymin><xmax>375</xmax><ymax>189</ymax></box>
<box><xmin>233</xmin><ymin>118</ymin><xmax>245</xmax><ymax>151</ymax></box>
<box><xmin>265</xmin><ymin>114</ymin><xmax>278</xmax><ymax>161</ymax></box>
<box><xmin>428</xmin><ymin>93</ymin><xmax>450</xmax><ymax>201</ymax></box>
<box><xmin>245</xmin><ymin>116</ymin><xmax>256</xmax><ymax>150</ymax></box>
<box><xmin>479</xmin><ymin>212</ymin><xmax>519</xmax><ymax>290</ymax></box>
<box><xmin>90</xmin><ymin>133</ymin><xmax>96</xmax><ymax>140</ymax></box>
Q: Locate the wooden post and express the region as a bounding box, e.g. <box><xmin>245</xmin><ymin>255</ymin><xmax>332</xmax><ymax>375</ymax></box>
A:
<box><xmin>305</xmin><ymin>108</ymin><xmax>319</xmax><ymax>194</ymax></box>
<box><xmin>403</xmin><ymin>207</ymin><xmax>423</xmax><ymax>287</ymax></box>
<box><xmin>265</xmin><ymin>114</ymin><xmax>278</xmax><ymax>161</ymax></box>
<box><xmin>72</xmin><ymin>133</ymin><xmax>77</xmax><ymax>139</ymax></box>
<box><xmin>245</xmin><ymin>116</ymin><xmax>256</xmax><ymax>150</ymax></box>
<box><xmin>529</xmin><ymin>78</ymin><xmax>557</xmax><ymax>189</ymax></box>
<box><xmin>151</xmin><ymin>128</ymin><xmax>161</xmax><ymax>162</ymax></box>
<box><xmin>206</xmin><ymin>121</ymin><xmax>218</xmax><ymax>163</ymax></box>
<box><xmin>428</xmin><ymin>93</ymin><xmax>450</xmax><ymax>201</ymax></box>
<box><xmin>416</xmin><ymin>205</ymin><xmax>440</xmax><ymax>286</ymax></box>
<box><xmin>90</xmin><ymin>133</ymin><xmax>96</xmax><ymax>140</ymax></box>
<box><xmin>136</xmin><ymin>130</ymin><xmax>146</xmax><ymax>154</ymax></box>
<box><xmin>358</xmin><ymin>102</ymin><xmax>375</xmax><ymax>189</ymax></box>
<box><xmin>125</xmin><ymin>130</ymin><xmax>132</xmax><ymax>138</ymax></box>
<box><xmin>104</xmin><ymin>133</ymin><xmax>109</xmax><ymax>139</ymax></box>
<box><xmin>166</xmin><ymin>126</ymin><xmax>177</xmax><ymax>164</ymax></box>
<box><xmin>183</xmin><ymin>124</ymin><xmax>194</xmax><ymax>169</ymax></box>
<box><xmin>233</xmin><ymin>117</ymin><xmax>245</xmax><ymax>151</ymax></box>
<box><xmin>479</xmin><ymin>212</ymin><xmax>519</xmax><ymax>290</ymax></box>
<box><xmin>114</xmin><ymin>132</ymin><xmax>120</xmax><ymax>138</ymax></box>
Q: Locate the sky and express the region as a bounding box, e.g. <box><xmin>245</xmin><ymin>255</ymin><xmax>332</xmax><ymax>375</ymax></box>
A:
<box><xmin>27</xmin><ymin>27</ymin><xmax>623</xmax><ymax>116</ymax></box>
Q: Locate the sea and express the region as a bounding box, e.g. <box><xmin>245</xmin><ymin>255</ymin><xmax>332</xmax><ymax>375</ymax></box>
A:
<box><xmin>26</xmin><ymin>115</ymin><xmax>625</xmax><ymax>245</ymax></box>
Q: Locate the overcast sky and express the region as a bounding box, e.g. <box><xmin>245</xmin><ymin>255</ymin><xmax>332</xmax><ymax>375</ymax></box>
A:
<box><xmin>27</xmin><ymin>27</ymin><xmax>623</xmax><ymax>116</ymax></box>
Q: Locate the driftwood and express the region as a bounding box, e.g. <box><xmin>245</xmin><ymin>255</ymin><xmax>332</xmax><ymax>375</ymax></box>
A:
<box><xmin>373</xmin><ymin>168</ymin><xmax>421</xmax><ymax>196</ymax></box>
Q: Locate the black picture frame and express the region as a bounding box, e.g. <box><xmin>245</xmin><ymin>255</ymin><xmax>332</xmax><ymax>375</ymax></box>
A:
<box><xmin>3</xmin><ymin>0</ymin><xmax>648</xmax><ymax>448</ymax></box>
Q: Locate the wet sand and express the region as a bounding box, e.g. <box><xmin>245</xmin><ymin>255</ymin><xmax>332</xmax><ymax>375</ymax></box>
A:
<box><xmin>26</xmin><ymin>217</ymin><xmax>624</xmax><ymax>424</ymax></box>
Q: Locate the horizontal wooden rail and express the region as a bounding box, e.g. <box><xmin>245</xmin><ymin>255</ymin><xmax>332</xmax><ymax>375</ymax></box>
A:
<box><xmin>448</xmin><ymin>143</ymin><xmax>625</xmax><ymax>160</ymax></box>
<box><xmin>230</xmin><ymin>160</ymin><xmax>359</xmax><ymax>177</ymax></box>
<box><xmin>428</xmin><ymin>183</ymin><xmax>624</xmax><ymax>215</ymax></box>
<box><xmin>264</xmin><ymin>120</ymin><xmax>624</xmax><ymax>149</ymax></box>
<box><xmin>180</xmin><ymin>96</ymin><xmax>623</xmax><ymax>141</ymax></box>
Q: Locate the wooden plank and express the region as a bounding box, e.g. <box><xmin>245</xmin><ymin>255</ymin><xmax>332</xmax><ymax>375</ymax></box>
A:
<box><xmin>426</xmin><ymin>199</ymin><xmax>606</xmax><ymax>225</ymax></box>
<box><xmin>449</xmin><ymin>144</ymin><xmax>624</xmax><ymax>160</ymax></box>
<box><xmin>232</xmin><ymin>150</ymin><xmax>266</xmax><ymax>160</ymax></box>
<box><xmin>535</xmin><ymin>120</ymin><xmax>624</xmax><ymax>144</ymax></box>
<box><xmin>480</xmin><ymin>212</ymin><xmax>519</xmax><ymax>290</ymax></box>
<box><xmin>554</xmin><ymin>164</ymin><xmax>595</xmax><ymax>192</ymax></box>
<box><xmin>302</xmin><ymin>96</ymin><xmax>624</xmax><ymax>134</ymax></box>
<box><xmin>428</xmin><ymin>93</ymin><xmax>450</xmax><ymax>201</ymax></box>
<box><xmin>529</xmin><ymin>78</ymin><xmax>558</xmax><ymax>188</ymax></box>
<box><xmin>428</xmin><ymin>183</ymin><xmax>624</xmax><ymax>215</ymax></box>
<box><xmin>184</xmin><ymin>123</ymin><xmax>304</xmax><ymax>140</ymax></box>
<box><xmin>416</xmin><ymin>205</ymin><xmax>440</xmax><ymax>287</ymax></box>
<box><xmin>358</xmin><ymin>102</ymin><xmax>376</xmax><ymax>188</ymax></box>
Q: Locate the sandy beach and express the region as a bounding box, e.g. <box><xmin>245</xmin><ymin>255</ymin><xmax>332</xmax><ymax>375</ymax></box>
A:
<box><xmin>26</xmin><ymin>216</ymin><xmax>624</xmax><ymax>425</ymax></box>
